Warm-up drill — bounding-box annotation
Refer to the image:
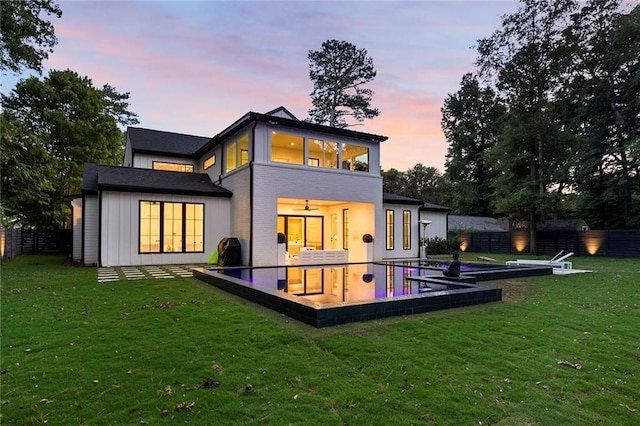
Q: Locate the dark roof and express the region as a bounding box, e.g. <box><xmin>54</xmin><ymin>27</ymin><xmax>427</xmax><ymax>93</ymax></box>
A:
<box><xmin>127</xmin><ymin>127</ymin><xmax>210</xmax><ymax>157</ymax></box>
<box><xmin>420</xmin><ymin>202</ymin><xmax>452</xmax><ymax>212</ymax></box>
<box><xmin>383</xmin><ymin>192</ymin><xmax>424</xmax><ymax>205</ymax></box>
<box><xmin>196</xmin><ymin>111</ymin><xmax>388</xmax><ymax>156</ymax></box>
<box><xmin>82</xmin><ymin>164</ymin><xmax>232</xmax><ymax>197</ymax></box>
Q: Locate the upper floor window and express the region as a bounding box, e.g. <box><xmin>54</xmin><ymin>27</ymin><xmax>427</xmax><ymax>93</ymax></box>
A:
<box><xmin>271</xmin><ymin>132</ymin><xmax>304</xmax><ymax>165</ymax></box>
<box><xmin>203</xmin><ymin>154</ymin><xmax>216</xmax><ymax>170</ymax></box>
<box><xmin>342</xmin><ymin>144</ymin><xmax>369</xmax><ymax>172</ymax></box>
<box><xmin>270</xmin><ymin>132</ymin><xmax>370</xmax><ymax>173</ymax></box>
<box><xmin>153</xmin><ymin>161</ymin><xmax>194</xmax><ymax>173</ymax></box>
<box><xmin>309</xmin><ymin>139</ymin><xmax>338</xmax><ymax>169</ymax></box>
<box><xmin>225</xmin><ymin>133</ymin><xmax>249</xmax><ymax>173</ymax></box>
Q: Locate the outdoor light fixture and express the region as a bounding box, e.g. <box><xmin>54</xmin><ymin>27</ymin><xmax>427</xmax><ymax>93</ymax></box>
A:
<box><xmin>420</xmin><ymin>220</ymin><xmax>432</xmax><ymax>259</ymax></box>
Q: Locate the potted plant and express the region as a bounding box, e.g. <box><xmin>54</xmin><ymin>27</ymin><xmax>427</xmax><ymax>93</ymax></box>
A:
<box><xmin>277</xmin><ymin>233</ymin><xmax>287</xmax><ymax>265</ymax></box>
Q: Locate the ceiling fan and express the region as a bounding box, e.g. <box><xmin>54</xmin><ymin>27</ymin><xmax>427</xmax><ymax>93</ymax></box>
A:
<box><xmin>294</xmin><ymin>200</ymin><xmax>319</xmax><ymax>211</ymax></box>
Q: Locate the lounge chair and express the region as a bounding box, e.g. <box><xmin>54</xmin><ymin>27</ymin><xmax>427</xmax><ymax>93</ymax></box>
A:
<box><xmin>506</xmin><ymin>251</ymin><xmax>574</xmax><ymax>271</ymax></box>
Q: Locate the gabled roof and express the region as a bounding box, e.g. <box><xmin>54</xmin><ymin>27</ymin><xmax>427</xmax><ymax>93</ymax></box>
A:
<box><xmin>264</xmin><ymin>106</ymin><xmax>299</xmax><ymax>120</ymax></box>
<box><xmin>127</xmin><ymin>127</ymin><xmax>210</xmax><ymax>157</ymax></box>
<box><xmin>383</xmin><ymin>192</ymin><xmax>424</xmax><ymax>205</ymax></box>
<box><xmin>82</xmin><ymin>164</ymin><xmax>232</xmax><ymax>197</ymax></box>
<box><xmin>420</xmin><ymin>202</ymin><xmax>451</xmax><ymax>212</ymax></box>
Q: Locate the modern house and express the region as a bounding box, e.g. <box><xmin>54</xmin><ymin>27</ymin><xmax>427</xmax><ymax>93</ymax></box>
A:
<box><xmin>70</xmin><ymin>107</ymin><xmax>449</xmax><ymax>267</ymax></box>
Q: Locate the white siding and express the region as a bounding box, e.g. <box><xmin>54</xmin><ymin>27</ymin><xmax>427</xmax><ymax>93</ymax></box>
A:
<box><xmin>250</xmin><ymin>163</ymin><xmax>382</xmax><ymax>266</ymax></box>
<box><xmin>382</xmin><ymin>204</ymin><xmax>421</xmax><ymax>259</ymax></box>
<box><xmin>215</xmin><ymin>167</ymin><xmax>252</xmax><ymax>264</ymax></box>
<box><xmin>99</xmin><ymin>191</ymin><xmax>231</xmax><ymax>267</ymax></box>
<box><xmin>71</xmin><ymin>198</ymin><xmax>83</xmax><ymax>261</ymax></box>
<box><xmin>83</xmin><ymin>195</ymin><xmax>99</xmax><ymax>266</ymax></box>
<box><xmin>420</xmin><ymin>211</ymin><xmax>449</xmax><ymax>240</ymax></box>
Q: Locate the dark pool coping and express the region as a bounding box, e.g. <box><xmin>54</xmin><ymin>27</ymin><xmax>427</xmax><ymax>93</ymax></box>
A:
<box><xmin>193</xmin><ymin>262</ymin><xmax>553</xmax><ymax>328</ymax></box>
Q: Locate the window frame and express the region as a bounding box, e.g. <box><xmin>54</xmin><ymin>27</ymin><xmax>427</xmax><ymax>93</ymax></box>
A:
<box><xmin>403</xmin><ymin>210</ymin><xmax>411</xmax><ymax>250</ymax></box>
<box><xmin>386</xmin><ymin>209</ymin><xmax>394</xmax><ymax>250</ymax></box>
<box><xmin>152</xmin><ymin>161</ymin><xmax>194</xmax><ymax>173</ymax></box>
<box><xmin>139</xmin><ymin>201</ymin><xmax>204</xmax><ymax>254</ymax></box>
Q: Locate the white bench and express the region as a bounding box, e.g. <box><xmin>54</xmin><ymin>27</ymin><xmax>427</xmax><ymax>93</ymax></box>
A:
<box><xmin>297</xmin><ymin>249</ymin><xmax>349</xmax><ymax>265</ymax></box>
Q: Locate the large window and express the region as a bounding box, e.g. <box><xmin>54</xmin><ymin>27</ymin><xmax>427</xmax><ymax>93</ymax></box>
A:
<box><xmin>309</xmin><ymin>139</ymin><xmax>338</xmax><ymax>169</ymax></box>
<box><xmin>270</xmin><ymin>133</ymin><xmax>370</xmax><ymax>173</ymax></box>
<box><xmin>342</xmin><ymin>144</ymin><xmax>369</xmax><ymax>172</ymax></box>
<box><xmin>271</xmin><ymin>132</ymin><xmax>304</xmax><ymax>165</ymax></box>
<box><xmin>403</xmin><ymin>210</ymin><xmax>411</xmax><ymax>250</ymax></box>
<box><xmin>225</xmin><ymin>133</ymin><xmax>249</xmax><ymax>173</ymax></box>
<box><xmin>153</xmin><ymin>161</ymin><xmax>194</xmax><ymax>173</ymax></box>
<box><xmin>140</xmin><ymin>201</ymin><xmax>204</xmax><ymax>253</ymax></box>
<box><xmin>386</xmin><ymin>209</ymin><xmax>394</xmax><ymax>250</ymax></box>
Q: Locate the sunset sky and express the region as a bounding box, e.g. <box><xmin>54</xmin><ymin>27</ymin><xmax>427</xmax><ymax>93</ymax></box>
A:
<box><xmin>2</xmin><ymin>0</ymin><xmax>522</xmax><ymax>172</ymax></box>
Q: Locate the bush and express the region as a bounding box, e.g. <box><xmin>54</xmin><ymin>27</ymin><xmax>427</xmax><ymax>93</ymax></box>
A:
<box><xmin>277</xmin><ymin>233</ymin><xmax>286</xmax><ymax>244</ymax></box>
<box><xmin>422</xmin><ymin>236</ymin><xmax>461</xmax><ymax>255</ymax></box>
<box><xmin>362</xmin><ymin>233</ymin><xmax>374</xmax><ymax>243</ymax></box>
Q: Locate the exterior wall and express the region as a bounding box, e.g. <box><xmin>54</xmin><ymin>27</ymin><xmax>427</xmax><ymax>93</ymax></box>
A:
<box><xmin>132</xmin><ymin>153</ymin><xmax>197</xmax><ymax>170</ymax></box>
<box><xmin>251</xmin><ymin>163</ymin><xmax>382</xmax><ymax>266</ymax></box>
<box><xmin>420</xmin><ymin>210</ymin><xmax>449</xmax><ymax>240</ymax></box>
<box><xmin>71</xmin><ymin>198</ymin><xmax>83</xmax><ymax>261</ymax></box>
<box><xmin>99</xmin><ymin>191</ymin><xmax>231</xmax><ymax>267</ymax></box>
<box><xmin>216</xmin><ymin>166</ymin><xmax>252</xmax><ymax>265</ymax></box>
<box><xmin>83</xmin><ymin>195</ymin><xmax>99</xmax><ymax>266</ymax></box>
<box><xmin>201</xmin><ymin>146</ymin><xmax>222</xmax><ymax>177</ymax></box>
<box><xmin>382</xmin><ymin>204</ymin><xmax>421</xmax><ymax>259</ymax></box>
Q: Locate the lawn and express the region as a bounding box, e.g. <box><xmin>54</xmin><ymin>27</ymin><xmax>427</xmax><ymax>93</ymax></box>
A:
<box><xmin>1</xmin><ymin>254</ymin><xmax>638</xmax><ymax>425</ymax></box>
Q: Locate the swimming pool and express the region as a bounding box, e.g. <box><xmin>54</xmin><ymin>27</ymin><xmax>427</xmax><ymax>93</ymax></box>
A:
<box><xmin>193</xmin><ymin>260</ymin><xmax>552</xmax><ymax>327</ymax></box>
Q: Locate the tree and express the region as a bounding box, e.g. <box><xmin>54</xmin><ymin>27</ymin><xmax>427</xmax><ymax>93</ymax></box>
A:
<box><xmin>476</xmin><ymin>0</ymin><xmax>578</xmax><ymax>252</ymax></box>
<box><xmin>441</xmin><ymin>73</ymin><xmax>506</xmax><ymax>216</ymax></box>
<box><xmin>307</xmin><ymin>39</ymin><xmax>379</xmax><ymax>128</ymax></box>
<box><xmin>560</xmin><ymin>0</ymin><xmax>640</xmax><ymax>227</ymax></box>
<box><xmin>0</xmin><ymin>0</ymin><xmax>62</xmax><ymax>73</ymax></box>
<box><xmin>381</xmin><ymin>168</ymin><xmax>407</xmax><ymax>194</ymax></box>
<box><xmin>1</xmin><ymin>69</ymin><xmax>139</xmax><ymax>228</ymax></box>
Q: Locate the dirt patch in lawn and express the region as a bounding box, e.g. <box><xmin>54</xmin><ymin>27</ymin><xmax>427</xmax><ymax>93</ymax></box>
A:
<box><xmin>495</xmin><ymin>279</ymin><xmax>535</xmax><ymax>302</ymax></box>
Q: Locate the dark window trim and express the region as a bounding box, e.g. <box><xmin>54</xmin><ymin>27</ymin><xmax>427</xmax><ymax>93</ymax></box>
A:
<box><xmin>152</xmin><ymin>161</ymin><xmax>194</xmax><ymax>172</ymax></box>
<box><xmin>403</xmin><ymin>210</ymin><xmax>411</xmax><ymax>250</ymax></box>
<box><xmin>386</xmin><ymin>209</ymin><xmax>394</xmax><ymax>250</ymax></box>
<box><xmin>139</xmin><ymin>200</ymin><xmax>205</xmax><ymax>254</ymax></box>
<box><xmin>203</xmin><ymin>154</ymin><xmax>216</xmax><ymax>170</ymax></box>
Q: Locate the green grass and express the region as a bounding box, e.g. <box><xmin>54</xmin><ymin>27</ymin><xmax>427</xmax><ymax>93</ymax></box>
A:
<box><xmin>1</xmin><ymin>254</ymin><xmax>638</xmax><ymax>425</ymax></box>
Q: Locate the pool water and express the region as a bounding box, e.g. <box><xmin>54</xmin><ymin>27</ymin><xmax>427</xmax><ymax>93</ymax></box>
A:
<box><xmin>194</xmin><ymin>260</ymin><xmax>552</xmax><ymax>327</ymax></box>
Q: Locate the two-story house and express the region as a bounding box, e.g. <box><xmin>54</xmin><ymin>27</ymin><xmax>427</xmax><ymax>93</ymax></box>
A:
<box><xmin>70</xmin><ymin>107</ymin><xmax>447</xmax><ymax>267</ymax></box>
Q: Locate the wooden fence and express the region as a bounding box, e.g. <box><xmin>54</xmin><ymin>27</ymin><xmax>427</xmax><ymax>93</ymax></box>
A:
<box><xmin>453</xmin><ymin>229</ymin><xmax>640</xmax><ymax>258</ymax></box>
<box><xmin>1</xmin><ymin>228</ymin><xmax>72</xmax><ymax>260</ymax></box>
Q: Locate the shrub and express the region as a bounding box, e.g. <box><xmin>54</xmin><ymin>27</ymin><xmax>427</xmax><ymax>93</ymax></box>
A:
<box><xmin>362</xmin><ymin>233</ymin><xmax>374</xmax><ymax>243</ymax></box>
<box><xmin>421</xmin><ymin>236</ymin><xmax>462</xmax><ymax>255</ymax></box>
<box><xmin>277</xmin><ymin>233</ymin><xmax>286</xmax><ymax>244</ymax></box>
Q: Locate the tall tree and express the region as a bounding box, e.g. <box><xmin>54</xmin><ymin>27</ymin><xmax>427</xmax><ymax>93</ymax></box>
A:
<box><xmin>476</xmin><ymin>0</ymin><xmax>578</xmax><ymax>252</ymax></box>
<box><xmin>560</xmin><ymin>0</ymin><xmax>640</xmax><ymax>228</ymax></box>
<box><xmin>381</xmin><ymin>168</ymin><xmax>407</xmax><ymax>195</ymax></box>
<box><xmin>307</xmin><ymin>39</ymin><xmax>379</xmax><ymax>128</ymax></box>
<box><xmin>441</xmin><ymin>73</ymin><xmax>506</xmax><ymax>216</ymax></box>
<box><xmin>0</xmin><ymin>0</ymin><xmax>62</xmax><ymax>73</ymax></box>
<box><xmin>1</xmin><ymin>69</ymin><xmax>138</xmax><ymax>228</ymax></box>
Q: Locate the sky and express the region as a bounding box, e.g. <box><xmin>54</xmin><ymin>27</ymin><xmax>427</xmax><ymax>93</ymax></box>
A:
<box><xmin>2</xmin><ymin>0</ymin><xmax>523</xmax><ymax>172</ymax></box>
